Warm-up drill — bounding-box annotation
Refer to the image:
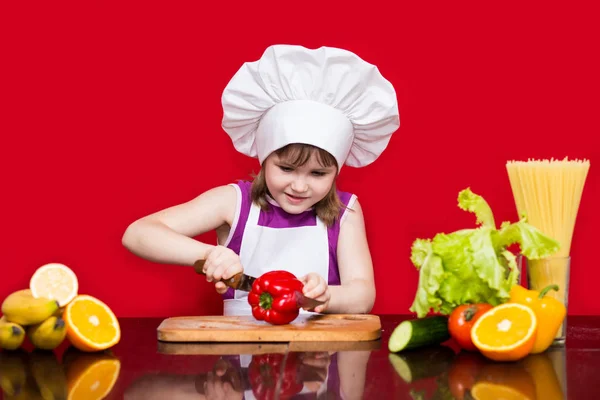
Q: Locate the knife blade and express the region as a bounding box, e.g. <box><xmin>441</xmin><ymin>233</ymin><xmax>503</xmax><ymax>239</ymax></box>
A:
<box><xmin>293</xmin><ymin>290</ymin><xmax>326</xmax><ymax>309</ymax></box>
<box><xmin>193</xmin><ymin>259</ymin><xmax>325</xmax><ymax>308</ymax></box>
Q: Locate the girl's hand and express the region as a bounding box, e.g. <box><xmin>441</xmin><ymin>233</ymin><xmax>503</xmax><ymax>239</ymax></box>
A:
<box><xmin>198</xmin><ymin>358</ymin><xmax>243</xmax><ymax>399</ymax></box>
<box><xmin>298</xmin><ymin>352</ymin><xmax>331</xmax><ymax>393</ymax></box>
<box><xmin>300</xmin><ymin>273</ymin><xmax>331</xmax><ymax>313</ymax></box>
<box><xmin>203</xmin><ymin>246</ymin><xmax>243</xmax><ymax>294</ymax></box>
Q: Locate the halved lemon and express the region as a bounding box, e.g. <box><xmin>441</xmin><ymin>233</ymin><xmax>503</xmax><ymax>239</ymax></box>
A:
<box><xmin>471</xmin><ymin>303</ymin><xmax>537</xmax><ymax>362</ymax></box>
<box><xmin>30</xmin><ymin>262</ymin><xmax>79</xmax><ymax>307</ymax></box>
<box><xmin>64</xmin><ymin>295</ymin><xmax>120</xmax><ymax>352</ymax></box>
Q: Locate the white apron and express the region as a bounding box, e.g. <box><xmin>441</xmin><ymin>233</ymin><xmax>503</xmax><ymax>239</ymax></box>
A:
<box><xmin>223</xmin><ymin>199</ymin><xmax>330</xmax><ymax>316</ymax></box>
<box><xmin>223</xmin><ymin>196</ymin><xmax>332</xmax><ymax>399</ymax></box>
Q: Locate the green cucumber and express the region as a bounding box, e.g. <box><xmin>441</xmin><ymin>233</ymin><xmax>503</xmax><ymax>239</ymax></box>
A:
<box><xmin>388</xmin><ymin>345</ymin><xmax>455</xmax><ymax>383</ymax></box>
<box><xmin>388</xmin><ymin>316</ymin><xmax>450</xmax><ymax>352</ymax></box>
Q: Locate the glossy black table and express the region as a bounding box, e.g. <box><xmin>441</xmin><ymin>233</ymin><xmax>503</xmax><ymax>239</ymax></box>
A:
<box><xmin>1</xmin><ymin>315</ymin><xmax>598</xmax><ymax>399</ymax></box>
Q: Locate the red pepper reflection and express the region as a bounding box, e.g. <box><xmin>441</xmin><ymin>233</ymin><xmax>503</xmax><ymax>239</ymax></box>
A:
<box><xmin>196</xmin><ymin>351</ymin><xmax>331</xmax><ymax>399</ymax></box>
<box><xmin>248</xmin><ymin>352</ymin><xmax>304</xmax><ymax>399</ymax></box>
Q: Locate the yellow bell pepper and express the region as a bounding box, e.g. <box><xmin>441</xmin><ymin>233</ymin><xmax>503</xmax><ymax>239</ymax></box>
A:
<box><xmin>522</xmin><ymin>353</ymin><xmax>564</xmax><ymax>400</ymax></box>
<box><xmin>509</xmin><ymin>284</ymin><xmax>567</xmax><ymax>354</ymax></box>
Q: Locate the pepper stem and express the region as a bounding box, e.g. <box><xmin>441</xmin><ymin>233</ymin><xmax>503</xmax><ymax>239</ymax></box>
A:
<box><xmin>259</xmin><ymin>292</ymin><xmax>273</xmax><ymax>310</ymax></box>
<box><xmin>539</xmin><ymin>284</ymin><xmax>560</xmax><ymax>299</ymax></box>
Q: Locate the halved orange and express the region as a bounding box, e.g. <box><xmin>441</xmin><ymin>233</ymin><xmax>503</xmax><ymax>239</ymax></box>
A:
<box><xmin>471</xmin><ymin>381</ymin><xmax>535</xmax><ymax>400</ymax></box>
<box><xmin>64</xmin><ymin>295</ymin><xmax>120</xmax><ymax>352</ymax></box>
<box><xmin>471</xmin><ymin>303</ymin><xmax>537</xmax><ymax>362</ymax></box>
<box><xmin>30</xmin><ymin>262</ymin><xmax>79</xmax><ymax>307</ymax></box>
<box><xmin>471</xmin><ymin>363</ymin><xmax>537</xmax><ymax>400</ymax></box>
<box><xmin>65</xmin><ymin>350</ymin><xmax>121</xmax><ymax>400</ymax></box>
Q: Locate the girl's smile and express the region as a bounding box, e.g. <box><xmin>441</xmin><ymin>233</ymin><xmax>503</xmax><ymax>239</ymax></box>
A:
<box><xmin>285</xmin><ymin>193</ymin><xmax>309</xmax><ymax>204</ymax></box>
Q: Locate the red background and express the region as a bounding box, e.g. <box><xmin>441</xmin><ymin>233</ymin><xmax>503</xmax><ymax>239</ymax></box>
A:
<box><xmin>1</xmin><ymin>1</ymin><xmax>598</xmax><ymax>317</ymax></box>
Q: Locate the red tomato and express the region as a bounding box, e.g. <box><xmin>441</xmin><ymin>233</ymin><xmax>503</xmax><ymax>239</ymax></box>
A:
<box><xmin>448</xmin><ymin>304</ymin><xmax>493</xmax><ymax>351</ymax></box>
<box><xmin>447</xmin><ymin>351</ymin><xmax>488</xmax><ymax>399</ymax></box>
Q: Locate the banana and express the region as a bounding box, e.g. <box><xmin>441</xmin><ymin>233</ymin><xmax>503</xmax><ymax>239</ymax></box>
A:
<box><xmin>0</xmin><ymin>350</ymin><xmax>28</xmax><ymax>397</ymax></box>
<box><xmin>1</xmin><ymin>290</ymin><xmax>59</xmax><ymax>326</ymax></box>
<box><xmin>27</xmin><ymin>316</ymin><xmax>67</xmax><ymax>350</ymax></box>
<box><xmin>0</xmin><ymin>317</ymin><xmax>25</xmax><ymax>350</ymax></box>
<box><xmin>52</xmin><ymin>307</ymin><xmax>65</xmax><ymax>318</ymax></box>
<box><xmin>29</xmin><ymin>351</ymin><xmax>68</xmax><ymax>400</ymax></box>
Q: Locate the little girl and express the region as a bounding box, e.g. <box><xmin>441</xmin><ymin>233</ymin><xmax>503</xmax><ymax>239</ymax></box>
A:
<box><xmin>122</xmin><ymin>44</ymin><xmax>400</xmax><ymax>316</ymax></box>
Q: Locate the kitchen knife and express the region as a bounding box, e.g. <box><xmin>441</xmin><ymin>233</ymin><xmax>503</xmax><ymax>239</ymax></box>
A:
<box><xmin>193</xmin><ymin>259</ymin><xmax>256</xmax><ymax>292</ymax></box>
<box><xmin>193</xmin><ymin>259</ymin><xmax>325</xmax><ymax>309</ymax></box>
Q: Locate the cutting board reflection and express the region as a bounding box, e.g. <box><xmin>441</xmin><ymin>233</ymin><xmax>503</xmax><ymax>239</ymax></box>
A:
<box><xmin>157</xmin><ymin>314</ymin><xmax>381</xmax><ymax>342</ymax></box>
<box><xmin>158</xmin><ymin>339</ymin><xmax>381</xmax><ymax>355</ymax></box>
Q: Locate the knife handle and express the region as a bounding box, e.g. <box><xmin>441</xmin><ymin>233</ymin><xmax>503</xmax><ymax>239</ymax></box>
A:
<box><xmin>193</xmin><ymin>259</ymin><xmax>245</xmax><ymax>290</ymax></box>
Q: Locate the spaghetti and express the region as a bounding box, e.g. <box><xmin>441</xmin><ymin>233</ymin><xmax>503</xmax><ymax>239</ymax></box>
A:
<box><xmin>506</xmin><ymin>157</ymin><xmax>590</xmax><ymax>258</ymax></box>
<box><xmin>506</xmin><ymin>157</ymin><xmax>590</xmax><ymax>342</ymax></box>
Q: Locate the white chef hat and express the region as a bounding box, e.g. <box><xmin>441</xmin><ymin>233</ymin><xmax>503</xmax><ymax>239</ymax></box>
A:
<box><xmin>221</xmin><ymin>44</ymin><xmax>400</xmax><ymax>170</ymax></box>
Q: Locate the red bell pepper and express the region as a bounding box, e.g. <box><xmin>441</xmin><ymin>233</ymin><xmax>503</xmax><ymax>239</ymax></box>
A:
<box><xmin>248</xmin><ymin>352</ymin><xmax>303</xmax><ymax>400</ymax></box>
<box><xmin>247</xmin><ymin>270</ymin><xmax>304</xmax><ymax>325</ymax></box>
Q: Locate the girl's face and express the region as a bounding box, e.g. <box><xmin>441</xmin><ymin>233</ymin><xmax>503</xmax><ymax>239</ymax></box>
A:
<box><xmin>264</xmin><ymin>150</ymin><xmax>337</xmax><ymax>214</ymax></box>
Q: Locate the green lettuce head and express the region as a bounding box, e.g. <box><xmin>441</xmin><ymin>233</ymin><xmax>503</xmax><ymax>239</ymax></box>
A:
<box><xmin>409</xmin><ymin>188</ymin><xmax>560</xmax><ymax>318</ymax></box>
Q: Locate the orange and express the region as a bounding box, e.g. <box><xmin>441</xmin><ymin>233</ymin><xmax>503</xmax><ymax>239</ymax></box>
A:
<box><xmin>471</xmin><ymin>381</ymin><xmax>534</xmax><ymax>400</ymax></box>
<box><xmin>471</xmin><ymin>303</ymin><xmax>537</xmax><ymax>362</ymax></box>
<box><xmin>64</xmin><ymin>295</ymin><xmax>120</xmax><ymax>352</ymax></box>
<box><xmin>471</xmin><ymin>363</ymin><xmax>537</xmax><ymax>400</ymax></box>
<box><xmin>64</xmin><ymin>349</ymin><xmax>121</xmax><ymax>400</ymax></box>
<box><xmin>30</xmin><ymin>262</ymin><xmax>79</xmax><ymax>307</ymax></box>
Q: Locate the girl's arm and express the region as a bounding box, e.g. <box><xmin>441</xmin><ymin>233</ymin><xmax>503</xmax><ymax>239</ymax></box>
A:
<box><xmin>327</xmin><ymin>199</ymin><xmax>376</xmax><ymax>314</ymax></box>
<box><xmin>121</xmin><ymin>185</ymin><xmax>237</xmax><ymax>267</ymax></box>
<box><xmin>337</xmin><ymin>351</ymin><xmax>371</xmax><ymax>400</ymax></box>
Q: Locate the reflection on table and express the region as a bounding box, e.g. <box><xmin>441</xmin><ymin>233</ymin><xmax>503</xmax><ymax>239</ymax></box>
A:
<box><xmin>0</xmin><ymin>345</ymin><xmax>120</xmax><ymax>399</ymax></box>
<box><xmin>4</xmin><ymin>316</ymin><xmax>596</xmax><ymax>399</ymax></box>
<box><xmin>125</xmin><ymin>348</ymin><xmax>372</xmax><ymax>400</ymax></box>
<box><xmin>389</xmin><ymin>345</ymin><xmax>568</xmax><ymax>399</ymax></box>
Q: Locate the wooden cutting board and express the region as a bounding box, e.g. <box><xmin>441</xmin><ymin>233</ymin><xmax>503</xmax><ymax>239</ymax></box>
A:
<box><xmin>157</xmin><ymin>314</ymin><xmax>381</xmax><ymax>343</ymax></box>
<box><xmin>158</xmin><ymin>339</ymin><xmax>382</xmax><ymax>355</ymax></box>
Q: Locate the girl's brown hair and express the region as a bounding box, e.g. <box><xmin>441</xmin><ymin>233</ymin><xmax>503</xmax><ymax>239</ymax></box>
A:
<box><xmin>251</xmin><ymin>143</ymin><xmax>343</xmax><ymax>226</ymax></box>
